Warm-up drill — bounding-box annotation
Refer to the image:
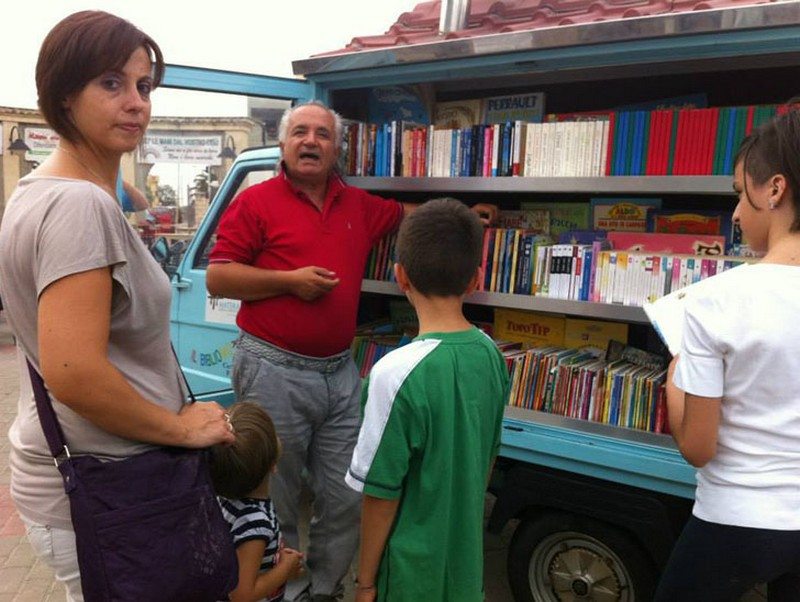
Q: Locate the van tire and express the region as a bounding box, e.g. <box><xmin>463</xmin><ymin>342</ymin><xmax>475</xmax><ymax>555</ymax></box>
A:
<box><xmin>507</xmin><ymin>512</ymin><xmax>657</xmax><ymax>602</ymax></box>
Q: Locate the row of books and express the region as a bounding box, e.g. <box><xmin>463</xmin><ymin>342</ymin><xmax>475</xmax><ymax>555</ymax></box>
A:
<box><xmin>351</xmin><ymin>329</ymin><xmax>669</xmax><ymax>434</ymax></box>
<box><xmin>351</xmin><ymin>334</ymin><xmax>404</xmax><ymax>378</ymax></box>
<box><xmin>603</xmin><ymin>105</ymin><xmax>777</xmax><ymax>176</ymax></box>
<box><xmin>340</xmin><ymin>103</ymin><xmax>783</xmax><ymax>178</ymax></box>
<box><xmin>589</xmin><ymin>250</ymin><xmax>750</xmax><ymax>306</ymax></box>
<box><xmin>364</xmin><ymin>230</ymin><xmax>750</xmax><ymax>305</ymax></box>
<box><xmin>504</xmin><ymin>345</ymin><xmax>668</xmax><ymax>434</ymax></box>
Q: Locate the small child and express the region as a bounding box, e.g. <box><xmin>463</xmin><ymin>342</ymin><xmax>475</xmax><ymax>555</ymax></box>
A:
<box><xmin>209</xmin><ymin>402</ymin><xmax>304</xmax><ymax>602</ymax></box>
<box><xmin>346</xmin><ymin>198</ymin><xmax>510</xmax><ymax>602</ymax></box>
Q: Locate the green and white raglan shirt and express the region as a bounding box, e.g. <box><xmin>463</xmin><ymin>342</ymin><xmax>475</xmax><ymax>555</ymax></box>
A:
<box><xmin>346</xmin><ymin>327</ymin><xmax>510</xmax><ymax>602</ymax></box>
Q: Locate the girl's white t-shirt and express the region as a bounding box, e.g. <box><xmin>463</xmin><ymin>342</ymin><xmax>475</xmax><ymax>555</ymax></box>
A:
<box><xmin>675</xmin><ymin>262</ymin><xmax>800</xmax><ymax>530</ymax></box>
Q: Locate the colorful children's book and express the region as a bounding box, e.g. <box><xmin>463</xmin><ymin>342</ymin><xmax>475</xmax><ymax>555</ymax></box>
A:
<box><xmin>493</xmin><ymin>308</ymin><xmax>566</xmax><ymax>348</ymax></box>
<box><xmin>433</xmin><ymin>99</ymin><xmax>483</xmax><ymax>129</ymax></box>
<box><xmin>591</xmin><ymin>198</ymin><xmax>662</xmax><ymax>232</ymax></box>
<box><xmin>608</xmin><ymin>232</ymin><xmax>726</xmax><ymax>255</ymax></box>
<box><xmin>564</xmin><ymin>318</ymin><xmax>629</xmax><ymax>350</ymax></box>
<box><xmin>521</xmin><ymin>202</ymin><xmax>591</xmax><ymax>237</ymax></box>
<box><xmin>482</xmin><ymin>92</ymin><xmax>545</xmax><ymax>124</ymax></box>
<box><xmin>495</xmin><ymin>209</ymin><xmax>550</xmax><ymax>233</ymax></box>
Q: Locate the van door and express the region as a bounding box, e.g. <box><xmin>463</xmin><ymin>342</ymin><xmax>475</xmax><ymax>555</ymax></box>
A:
<box><xmin>153</xmin><ymin>66</ymin><xmax>312</xmax><ymax>401</ymax></box>
<box><xmin>170</xmin><ymin>149</ymin><xmax>281</xmax><ymax>401</ymax></box>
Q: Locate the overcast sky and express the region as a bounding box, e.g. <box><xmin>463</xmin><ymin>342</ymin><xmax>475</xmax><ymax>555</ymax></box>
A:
<box><xmin>1</xmin><ymin>0</ymin><xmax>417</xmax><ymax>115</ymax></box>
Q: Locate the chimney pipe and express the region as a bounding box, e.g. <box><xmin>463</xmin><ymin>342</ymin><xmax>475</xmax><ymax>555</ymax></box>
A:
<box><xmin>439</xmin><ymin>0</ymin><xmax>471</xmax><ymax>35</ymax></box>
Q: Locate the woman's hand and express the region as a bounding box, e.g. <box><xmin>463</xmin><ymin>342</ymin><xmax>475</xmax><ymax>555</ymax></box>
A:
<box><xmin>177</xmin><ymin>402</ymin><xmax>236</xmax><ymax>447</ymax></box>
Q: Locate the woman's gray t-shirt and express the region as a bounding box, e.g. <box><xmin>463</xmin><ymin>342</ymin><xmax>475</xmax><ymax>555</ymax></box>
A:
<box><xmin>0</xmin><ymin>176</ymin><xmax>185</xmax><ymax>528</ymax></box>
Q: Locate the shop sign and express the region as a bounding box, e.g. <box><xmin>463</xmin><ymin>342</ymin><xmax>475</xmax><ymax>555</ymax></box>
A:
<box><xmin>139</xmin><ymin>133</ymin><xmax>222</xmax><ymax>165</ymax></box>
<box><xmin>25</xmin><ymin>127</ymin><xmax>60</xmax><ymax>162</ymax></box>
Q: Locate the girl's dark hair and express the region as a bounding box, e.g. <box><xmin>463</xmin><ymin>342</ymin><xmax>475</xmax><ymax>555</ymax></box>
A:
<box><xmin>36</xmin><ymin>10</ymin><xmax>164</xmax><ymax>142</ymax></box>
<box><xmin>734</xmin><ymin>103</ymin><xmax>800</xmax><ymax>231</ymax></box>
<box><xmin>209</xmin><ymin>402</ymin><xmax>281</xmax><ymax>499</ymax></box>
<box><xmin>396</xmin><ymin>197</ymin><xmax>484</xmax><ymax>296</ymax></box>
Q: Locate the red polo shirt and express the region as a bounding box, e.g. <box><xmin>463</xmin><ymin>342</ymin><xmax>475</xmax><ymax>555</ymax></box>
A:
<box><xmin>209</xmin><ymin>171</ymin><xmax>403</xmax><ymax>357</ymax></box>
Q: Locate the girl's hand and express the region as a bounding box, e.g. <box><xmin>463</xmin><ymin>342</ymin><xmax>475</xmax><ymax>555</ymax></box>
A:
<box><xmin>278</xmin><ymin>547</ymin><xmax>304</xmax><ymax>580</ymax></box>
<box><xmin>668</xmin><ymin>354</ymin><xmax>680</xmax><ymax>381</ymax></box>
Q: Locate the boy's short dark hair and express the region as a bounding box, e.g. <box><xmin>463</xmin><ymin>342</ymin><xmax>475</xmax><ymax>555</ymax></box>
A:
<box><xmin>36</xmin><ymin>10</ymin><xmax>164</xmax><ymax>143</ymax></box>
<box><xmin>208</xmin><ymin>402</ymin><xmax>280</xmax><ymax>499</ymax></box>
<box><xmin>396</xmin><ymin>197</ymin><xmax>484</xmax><ymax>296</ymax></box>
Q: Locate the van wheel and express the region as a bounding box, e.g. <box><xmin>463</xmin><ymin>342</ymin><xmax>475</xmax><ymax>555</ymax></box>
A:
<box><xmin>507</xmin><ymin>512</ymin><xmax>656</xmax><ymax>602</ymax></box>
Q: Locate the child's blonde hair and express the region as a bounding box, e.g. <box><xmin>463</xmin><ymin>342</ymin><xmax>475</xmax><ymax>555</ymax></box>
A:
<box><xmin>208</xmin><ymin>401</ymin><xmax>280</xmax><ymax>499</ymax></box>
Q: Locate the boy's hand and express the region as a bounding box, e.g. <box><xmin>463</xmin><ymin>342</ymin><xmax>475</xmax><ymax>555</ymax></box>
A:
<box><xmin>278</xmin><ymin>547</ymin><xmax>304</xmax><ymax>579</ymax></box>
<box><xmin>471</xmin><ymin>203</ymin><xmax>498</xmax><ymax>226</ymax></box>
<box><xmin>355</xmin><ymin>586</ymin><xmax>377</xmax><ymax>602</ymax></box>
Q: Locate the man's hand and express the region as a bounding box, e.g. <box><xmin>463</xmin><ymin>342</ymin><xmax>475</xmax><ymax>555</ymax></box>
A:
<box><xmin>289</xmin><ymin>266</ymin><xmax>340</xmax><ymax>301</ymax></box>
<box><xmin>471</xmin><ymin>203</ymin><xmax>499</xmax><ymax>226</ymax></box>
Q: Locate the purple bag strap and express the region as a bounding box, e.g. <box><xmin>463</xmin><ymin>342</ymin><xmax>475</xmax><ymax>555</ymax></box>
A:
<box><xmin>25</xmin><ymin>359</ymin><xmax>69</xmax><ymax>460</ymax></box>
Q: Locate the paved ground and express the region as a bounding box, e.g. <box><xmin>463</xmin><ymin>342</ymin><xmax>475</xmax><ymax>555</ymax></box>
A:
<box><xmin>0</xmin><ymin>315</ymin><xmax>66</xmax><ymax>602</ymax></box>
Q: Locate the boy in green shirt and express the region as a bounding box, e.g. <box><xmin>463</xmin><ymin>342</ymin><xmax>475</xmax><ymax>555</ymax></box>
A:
<box><xmin>345</xmin><ymin>198</ymin><xmax>510</xmax><ymax>601</ymax></box>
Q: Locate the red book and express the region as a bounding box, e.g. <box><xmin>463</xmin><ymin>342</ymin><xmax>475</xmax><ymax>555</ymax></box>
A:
<box><xmin>692</xmin><ymin>109</ymin><xmax>708</xmax><ymax>176</ymax></box>
<box><xmin>688</xmin><ymin>109</ymin><xmax>703</xmax><ymax>175</ymax></box>
<box><xmin>656</xmin><ymin>109</ymin><xmax>671</xmax><ymax>175</ymax></box>
<box><xmin>745</xmin><ymin>105</ymin><xmax>756</xmax><ymax>136</ymax></box>
<box><xmin>672</xmin><ymin>109</ymin><xmax>692</xmax><ymax>175</ymax></box>
<box><xmin>608</xmin><ymin>231</ymin><xmax>726</xmax><ymax>255</ymax></box>
<box><xmin>645</xmin><ymin>110</ymin><xmax>661</xmax><ymax>176</ymax></box>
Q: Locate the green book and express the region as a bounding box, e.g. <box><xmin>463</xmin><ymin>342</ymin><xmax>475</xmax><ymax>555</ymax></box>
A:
<box><xmin>666</xmin><ymin>109</ymin><xmax>680</xmax><ymax>175</ymax></box>
<box><xmin>640</xmin><ymin>111</ymin><xmax>651</xmax><ymax>176</ymax></box>
<box><xmin>712</xmin><ymin>107</ymin><xmax>729</xmax><ymax>175</ymax></box>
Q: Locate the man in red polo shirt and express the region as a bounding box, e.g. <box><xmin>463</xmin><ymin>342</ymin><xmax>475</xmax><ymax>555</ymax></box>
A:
<box><xmin>207</xmin><ymin>102</ymin><xmax>495</xmax><ymax>602</ymax></box>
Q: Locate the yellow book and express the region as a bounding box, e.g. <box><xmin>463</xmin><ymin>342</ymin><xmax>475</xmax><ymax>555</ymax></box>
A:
<box><xmin>489</xmin><ymin>229</ymin><xmax>505</xmax><ymax>292</ymax></box>
<box><xmin>563</xmin><ymin>318</ymin><xmax>628</xmax><ymax>350</ymax></box>
<box><xmin>493</xmin><ymin>308</ymin><xmax>565</xmax><ymax>348</ymax></box>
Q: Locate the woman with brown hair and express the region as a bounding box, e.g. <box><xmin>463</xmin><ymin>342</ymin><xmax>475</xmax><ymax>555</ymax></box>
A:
<box><xmin>0</xmin><ymin>11</ymin><xmax>235</xmax><ymax>600</ymax></box>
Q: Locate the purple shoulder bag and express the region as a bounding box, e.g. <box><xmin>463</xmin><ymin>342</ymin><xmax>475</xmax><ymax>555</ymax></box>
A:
<box><xmin>26</xmin><ymin>360</ymin><xmax>238</xmax><ymax>602</ymax></box>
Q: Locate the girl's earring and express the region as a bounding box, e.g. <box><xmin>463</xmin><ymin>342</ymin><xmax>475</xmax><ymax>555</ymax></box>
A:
<box><xmin>769</xmin><ymin>202</ymin><xmax>776</xmax><ymax>210</ymax></box>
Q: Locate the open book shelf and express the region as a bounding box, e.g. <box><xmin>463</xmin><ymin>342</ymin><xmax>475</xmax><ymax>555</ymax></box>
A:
<box><xmin>361</xmin><ymin>279</ymin><xmax>649</xmax><ymax>323</ymax></box>
<box><xmin>346</xmin><ymin>176</ymin><xmax>735</xmax><ymax>195</ymax></box>
<box><xmin>502</xmin><ymin>406</ymin><xmax>695</xmax><ymax>498</ymax></box>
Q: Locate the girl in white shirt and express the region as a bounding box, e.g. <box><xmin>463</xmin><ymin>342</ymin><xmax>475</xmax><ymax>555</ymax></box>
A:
<box><xmin>655</xmin><ymin>106</ymin><xmax>800</xmax><ymax>601</ymax></box>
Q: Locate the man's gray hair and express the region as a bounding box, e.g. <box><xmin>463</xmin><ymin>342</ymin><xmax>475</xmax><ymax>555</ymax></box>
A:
<box><xmin>278</xmin><ymin>101</ymin><xmax>344</xmax><ymax>150</ymax></box>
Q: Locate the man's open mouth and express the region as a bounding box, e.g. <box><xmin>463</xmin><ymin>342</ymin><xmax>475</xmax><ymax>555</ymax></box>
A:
<box><xmin>299</xmin><ymin>152</ymin><xmax>320</xmax><ymax>160</ymax></box>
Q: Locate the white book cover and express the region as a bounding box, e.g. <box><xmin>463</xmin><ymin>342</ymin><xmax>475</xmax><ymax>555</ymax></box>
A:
<box><xmin>643</xmin><ymin>265</ymin><xmax>746</xmax><ymax>355</ymax></box>
<box><xmin>599</xmin><ymin>120</ymin><xmax>610</xmax><ymax>177</ymax></box>
<box><xmin>522</xmin><ymin>123</ymin><xmax>535</xmax><ymax>177</ymax></box>
<box><xmin>426</xmin><ymin>125</ymin><xmax>435</xmax><ymax>177</ymax></box>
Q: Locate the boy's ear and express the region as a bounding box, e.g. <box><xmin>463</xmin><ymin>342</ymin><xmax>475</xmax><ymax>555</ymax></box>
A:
<box><xmin>394</xmin><ymin>263</ymin><xmax>411</xmax><ymax>292</ymax></box>
<box><xmin>464</xmin><ymin>267</ymin><xmax>482</xmax><ymax>296</ymax></box>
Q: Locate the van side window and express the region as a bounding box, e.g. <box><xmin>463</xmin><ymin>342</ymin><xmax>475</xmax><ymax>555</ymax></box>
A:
<box><xmin>192</xmin><ymin>166</ymin><xmax>277</xmax><ymax>269</ymax></box>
